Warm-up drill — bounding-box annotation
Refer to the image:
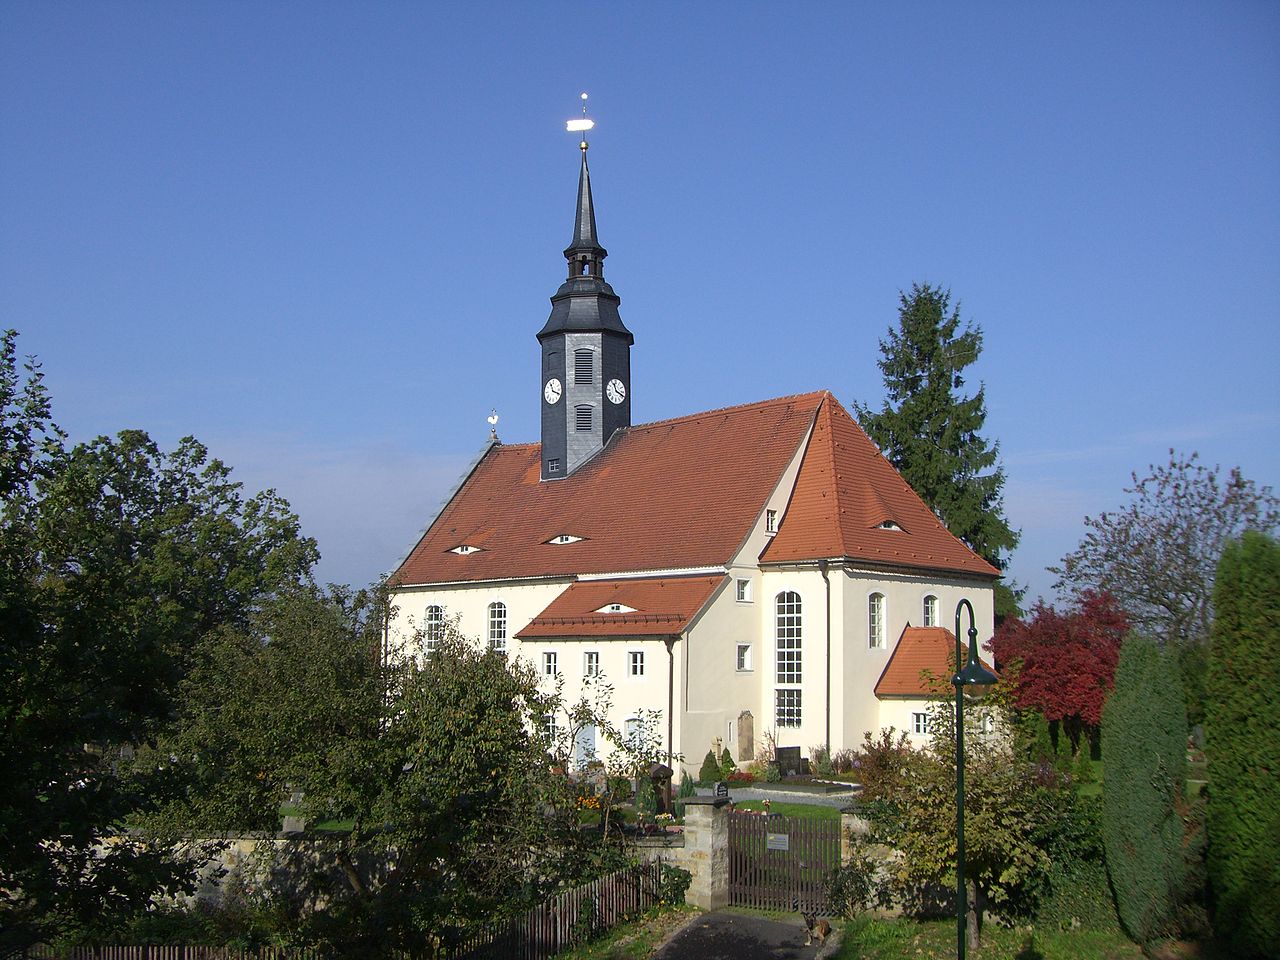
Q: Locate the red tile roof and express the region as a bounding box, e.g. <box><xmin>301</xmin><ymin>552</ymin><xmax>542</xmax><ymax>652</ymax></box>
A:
<box><xmin>391</xmin><ymin>393</ymin><xmax>825</xmax><ymax>586</ymax></box>
<box><xmin>516</xmin><ymin>575</ymin><xmax>725</xmax><ymax>639</ymax></box>
<box><xmin>390</xmin><ymin>390</ymin><xmax>1000</xmax><ymax>588</ymax></box>
<box><xmin>761</xmin><ymin>398</ymin><xmax>999</xmax><ymax>577</ymax></box>
<box><xmin>874</xmin><ymin>626</ymin><xmax>998</xmax><ymax>698</ymax></box>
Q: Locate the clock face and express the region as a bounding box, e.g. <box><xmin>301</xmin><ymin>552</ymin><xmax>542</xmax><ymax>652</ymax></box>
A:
<box><xmin>544</xmin><ymin>378</ymin><xmax>562</xmax><ymax>405</ymax></box>
<box><xmin>606</xmin><ymin>378</ymin><xmax>626</xmax><ymax>404</ymax></box>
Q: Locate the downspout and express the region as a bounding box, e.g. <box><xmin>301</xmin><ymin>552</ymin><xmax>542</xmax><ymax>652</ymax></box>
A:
<box><xmin>820</xmin><ymin>560</ymin><xmax>831</xmax><ymax>752</ymax></box>
<box><xmin>665</xmin><ymin>635</ymin><xmax>677</xmax><ymax>766</ymax></box>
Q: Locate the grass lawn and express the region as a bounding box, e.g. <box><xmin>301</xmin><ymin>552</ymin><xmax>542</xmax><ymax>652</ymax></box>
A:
<box><xmin>551</xmin><ymin>904</ymin><xmax>698</xmax><ymax>959</ymax></box>
<box><xmin>835</xmin><ymin>916</ymin><xmax>1143</xmax><ymax>960</ymax></box>
<box><xmin>732</xmin><ymin>800</ymin><xmax>841</xmax><ymax>821</ymax></box>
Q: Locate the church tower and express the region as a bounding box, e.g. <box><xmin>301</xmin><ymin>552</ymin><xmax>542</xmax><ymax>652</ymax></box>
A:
<box><xmin>537</xmin><ymin>133</ymin><xmax>633</xmax><ymax>480</ymax></box>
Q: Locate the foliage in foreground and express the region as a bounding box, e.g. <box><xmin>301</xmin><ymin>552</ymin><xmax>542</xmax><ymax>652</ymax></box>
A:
<box><xmin>834</xmin><ymin>915</ymin><xmax>1142</xmax><ymax>960</ymax></box>
<box><xmin>0</xmin><ymin>331</ymin><xmax>317</xmax><ymax>950</ymax></box>
<box><xmin>1101</xmin><ymin>634</ymin><xmax>1197</xmax><ymax>944</ymax></box>
<box><xmin>1205</xmin><ymin>531</ymin><xmax>1280</xmax><ymax>957</ymax></box>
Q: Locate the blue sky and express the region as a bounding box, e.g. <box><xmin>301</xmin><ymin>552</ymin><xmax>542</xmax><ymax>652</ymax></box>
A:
<box><xmin>3</xmin><ymin>2</ymin><xmax>1277</xmax><ymax>604</ymax></box>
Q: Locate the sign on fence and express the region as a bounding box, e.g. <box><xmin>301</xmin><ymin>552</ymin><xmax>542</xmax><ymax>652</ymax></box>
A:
<box><xmin>766</xmin><ymin>832</ymin><xmax>789</xmax><ymax>851</ymax></box>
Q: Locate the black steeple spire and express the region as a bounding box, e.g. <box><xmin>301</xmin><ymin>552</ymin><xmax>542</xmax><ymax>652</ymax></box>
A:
<box><xmin>538</xmin><ymin>99</ymin><xmax>633</xmax><ymax>481</ymax></box>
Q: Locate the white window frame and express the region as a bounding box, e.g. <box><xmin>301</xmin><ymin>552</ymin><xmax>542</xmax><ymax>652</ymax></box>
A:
<box><xmin>923</xmin><ymin>594</ymin><xmax>939</xmax><ymax>628</ymax></box>
<box><xmin>488</xmin><ymin>601</ymin><xmax>507</xmax><ymax>653</ymax></box>
<box><xmin>543</xmin><ymin>651</ymin><xmax>559</xmax><ymax>676</ymax></box>
<box><xmin>628</xmin><ymin>650</ymin><xmax>645</xmax><ymax>677</ymax></box>
<box><xmin>735</xmin><ymin>578</ymin><xmax>753</xmax><ymax>603</ymax></box>
<box><xmin>912</xmin><ymin>711</ymin><xmax>930</xmax><ymax>735</ymax></box>
<box><xmin>424</xmin><ymin>605</ymin><xmax>444</xmax><ymax>654</ymax></box>
<box><xmin>868</xmin><ymin>592</ymin><xmax>886</xmax><ymax>649</ymax></box>
<box><xmin>583</xmin><ymin>650</ymin><xmax>601</xmax><ymax>677</ymax></box>
<box><xmin>543</xmin><ymin>713</ymin><xmax>559</xmax><ymax>740</ymax></box>
<box><xmin>765</xmin><ymin>509</ymin><xmax>778</xmax><ymax>534</ymax></box>
<box><xmin>736</xmin><ymin>643</ymin><xmax>753</xmax><ymax>672</ymax></box>
<box><xmin>775</xmin><ymin>591</ymin><xmax>802</xmax><ymax>684</ymax></box>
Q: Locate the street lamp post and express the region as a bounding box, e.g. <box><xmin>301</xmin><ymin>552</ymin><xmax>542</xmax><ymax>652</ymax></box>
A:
<box><xmin>953</xmin><ymin>599</ymin><xmax>998</xmax><ymax>959</ymax></box>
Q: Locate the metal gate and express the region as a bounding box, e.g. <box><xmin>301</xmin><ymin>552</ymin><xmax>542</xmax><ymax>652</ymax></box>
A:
<box><xmin>728</xmin><ymin>811</ymin><xmax>840</xmax><ymax>911</ymax></box>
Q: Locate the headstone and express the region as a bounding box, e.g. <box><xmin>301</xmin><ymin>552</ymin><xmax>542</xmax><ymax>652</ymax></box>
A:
<box><xmin>649</xmin><ymin>762</ymin><xmax>674</xmax><ymax>815</ymax></box>
<box><xmin>775</xmin><ymin>746</ymin><xmax>802</xmax><ymax>777</ymax></box>
<box><xmin>738</xmin><ymin>711</ymin><xmax>754</xmax><ymax>761</ymax></box>
<box><xmin>714</xmin><ymin>781</ymin><xmax>729</xmax><ymax>799</ymax></box>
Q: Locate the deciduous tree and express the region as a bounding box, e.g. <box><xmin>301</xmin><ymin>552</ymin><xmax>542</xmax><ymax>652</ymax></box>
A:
<box><xmin>1052</xmin><ymin>451</ymin><xmax>1277</xmax><ymax>724</ymax></box>
<box><xmin>1205</xmin><ymin>532</ymin><xmax>1280</xmax><ymax>957</ymax></box>
<box><xmin>854</xmin><ymin>284</ymin><xmax>1021</xmax><ymax>616</ymax></box>
<box><xmin>0</xmin><ymin>331</ymin><xmax>317</xmax><ymax>949</ymax></box>
<box><xmin>990</xmin><ymin>590</ymin><xmax>1128</xmax><ymax>754</ymax></box>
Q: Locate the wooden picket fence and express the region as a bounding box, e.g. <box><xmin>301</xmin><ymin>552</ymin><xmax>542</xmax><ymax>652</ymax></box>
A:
<box><xmin>449</xmin><ymin>858</ymin><xmax>667</xmax><ymax>959</ymax></box>
<box><xmin>22</xmin><ymin>860</ymin><xmax>669</xmax><ymax>960</ymax></box>
<box><xmin>24</xmin><ymin>949</ymin><xmax>317</xmax><ymax>959</ymax></box>
<box><xmin>727</xmin><ymin>811</ymin><xmax>840</xmax><ymax>912</ymax></box>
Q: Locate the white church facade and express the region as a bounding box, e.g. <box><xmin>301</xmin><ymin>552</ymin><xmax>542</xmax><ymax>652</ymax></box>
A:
<box><xmin>386</xmin><ymin>136</ymin><xmax>998</xmax><ymax>774</ymax></box>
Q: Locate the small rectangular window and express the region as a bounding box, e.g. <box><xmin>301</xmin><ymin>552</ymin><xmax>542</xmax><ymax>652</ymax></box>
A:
<box><xmin>923</xmin><ymin>595</ymin><xmax>938</xmax><ymax>628</ymax></box>
<box><xmin>736</xmin><ymin>643</ymin><xmax>753</xmax><ymax>672</ymax></box>
<box><xmin>765</xmin><ymin>509</ymin><xmax>778</xmax><ymax>534</ymax></box>
<box><xmin>912</xmin><ymin>712</ymin><xmax>930</xmax><ymax>735</ymax></box>
<box><xmin>628</xmin><ymin>650</ymin><xmax>645</xmax><ymax>677</ymax></box>
<box><xmin>574</xmin><ymin>350</ymin><xmax>594</xmax><ymax>385</ymax></box>
<box><xmin>775</xmin><ymin>688</ymin><xmax>801</xmax><ymax>727</ymax></box>
<box><xmin>543</xmin><ymin>713</ymin><xmax>558</xmax><ymax>740</ymax></box>
<box><xmin>736</xmin><ymin>579</ymin><xmax>753</xmax><ymax>602</ymax></box>
<box><xmin>547</xmin><ymin>458</ymin><xmax>561</xmax><ymax>473</ymax></box>
<box><xmin>543</xmin><ymin>651</ymin><xmax>558</xmax><ymax>676</ymax></box>
<box><xmin>575</xmin><ymin>405</ymin><xmax>593</xmax><ymax>432</ymax></box>
<box><xmin>583</xmin><ymin>651</ymin><xmax>600</xmax><ymax>677</ymax></box>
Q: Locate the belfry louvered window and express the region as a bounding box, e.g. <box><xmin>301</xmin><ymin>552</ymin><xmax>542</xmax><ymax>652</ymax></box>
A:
<box><xmin>575</xmin><ymin>405</ymin><xmax>593</xmax><ymax>432</ymax></box>
<box><xmin>574</xmin><ymin>349</ymin><xmax>594</xmax><ymax>385</ymax></box>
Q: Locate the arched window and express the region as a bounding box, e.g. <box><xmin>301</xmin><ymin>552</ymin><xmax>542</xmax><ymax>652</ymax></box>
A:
<box><xmin>923</xmin><ymin>594</ymin><xmax>939</xmax><ymax>628</ymax></box>
<box><xmin>488</xmin><ymin>601</ymin><xmax>507</xmax><ymax>653</ymax></box>
<box><xmin>868</xmin><ymin>593</ymin><xmax>886</xmax><ymax>649</ymax></box>
<box><xmin>775</xmin><ymin>591</ymin><xmax>802</xmax><ymax>727</ymax></box>
<box><xmin>425</xmin><ymin>605</ymin><xmax>444</xmax><ymax>654</ymax></box>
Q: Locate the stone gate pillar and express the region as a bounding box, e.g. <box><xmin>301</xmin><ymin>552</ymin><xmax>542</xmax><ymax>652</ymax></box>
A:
<box><xmin>682</xmin><ymin>796</ymin><xmax>730</xmax><ymax>909</ymax></box>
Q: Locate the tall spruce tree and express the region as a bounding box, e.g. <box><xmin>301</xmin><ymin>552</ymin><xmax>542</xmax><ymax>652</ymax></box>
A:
<box><xmin>854</xmin><ymin>284</ymin><xmax>1021</xmax><ymax>615</ymax></box>
<box><xmin>1205</xmin><ymin>532</ymin><xmax>1280</xmax><ymax>957</ymax></box>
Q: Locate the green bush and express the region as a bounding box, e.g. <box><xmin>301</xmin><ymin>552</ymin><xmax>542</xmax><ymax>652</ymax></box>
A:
<box><xmin>673</xmin><ymin>770</ymin><xmax>695</xmax><ymax>818</ymax></box>
<box><xmin>697</xmin><ymin>749</ymin><xmax>721</xmax><ymax>786</ymax></box>
<box><xmin>657</xmin><ymin>863</ymin><xmax>692</xmax><ymax>905</ymax></box>
<box><xmin>1101</xmin><ymin>633</ymin><xmax>1187</xmax><ymax>943</ymax></box>
<box><xmin>718</xmin><ymin>747</ymin><xmax>735</xmax><ymax>779</ymax></box>
<box><xmin>764</xmin><ymin>761</ymin><xmax>782</xmax><ymax>783</ymax></box>
<box><xmin>635</xmin><ymin>776</ymin><xmax>658</xmax><ymax>818</ymax></box>
<box><xmin>825</xmin><ymin>854</ymin><xmax>883</xmax><ymax>918</ymax></box>
<box><xmin>1206</xmin><ymin>532</ymin><xmax>1280</xmax><ymax>957</ymax></box>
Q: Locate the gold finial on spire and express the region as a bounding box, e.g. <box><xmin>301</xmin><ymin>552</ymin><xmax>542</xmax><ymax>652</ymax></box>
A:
<box><xmin>566</xmin><ymin>92</ymin><xmax>595</xmax><ymax>151</ymax></box>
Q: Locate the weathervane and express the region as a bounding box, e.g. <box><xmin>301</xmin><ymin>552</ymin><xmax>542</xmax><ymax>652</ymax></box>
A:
<box><xmin>487</xmin><ymin>409</ymin><xmax>499</xmax><ymax>441</ymax></box>
<box><xmin>566</xmin><ymin>92</ymin><xmax>594</xmax><ymax>151</ymax></box>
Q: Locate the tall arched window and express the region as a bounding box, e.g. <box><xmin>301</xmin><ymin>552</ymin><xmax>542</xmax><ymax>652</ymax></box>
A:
<box><xmin>868</xmin><ymin>593</ymin><xmax>886</xmax><ymax>649</ymax></box>
<box><xmin>923</xmin><ymin>594</ymin><xmax>939</xmax><ymax>628</ymax></box>
<box><xmin>775</xmin><ymin>591</ymin><xmax>802</xmax><ymax>727</ymax></box>
<box><xmin>425</xmin><ymin>605</ymin><xmax>444</xmax><ymax>654</ymax></box>
<box><xmin>488</xmin><ymin>601</ymin><xmax>507</xmax><ymax>653</ymax></box>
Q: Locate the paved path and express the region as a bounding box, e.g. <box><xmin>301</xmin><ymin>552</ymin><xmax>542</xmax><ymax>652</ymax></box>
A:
<box><xmin>654</xmin><ymin>910</ymin><xmax>839</xmax><ymax>960</ymax></box>
<box><xmin>693</xmin><ymin>785</ymin><xmax>857</xmax><ymax>809</ymax></box>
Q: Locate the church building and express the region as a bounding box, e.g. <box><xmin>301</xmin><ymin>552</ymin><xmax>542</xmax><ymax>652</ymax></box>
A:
<box><xmin>387</xmin><ymin>131</ymin><xmax>999</xmax><ymax>773</ymax></box>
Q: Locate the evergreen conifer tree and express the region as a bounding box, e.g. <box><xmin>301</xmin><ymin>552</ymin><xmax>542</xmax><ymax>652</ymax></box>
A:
<box><xmin>854</xmin><ymin>284</ymin><xmax>1020</xmax><ymax>615</ymax></box>
<box><xmin>1101</xmin><ymin>634</ymin><xmax>1187</xmax><ymax>943</ymax></box>
<box><xmin>1205</xmin><ymin>532</ymin><xmax>1280</xmax><ymax>956</ymax></box>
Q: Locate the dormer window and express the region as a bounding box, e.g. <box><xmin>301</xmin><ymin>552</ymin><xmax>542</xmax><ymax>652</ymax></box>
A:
<box><xmin>546</xmin><ymin>534</ymin><xmax>585</xmax><ymax>545</ymax></box>
<box><xmin>877</xmin><ymin>520</ymin><xmax>903</xmax><ymax>531</ymax></box>
<box><xmin>765</xmin><ymin>509</ymin><xmax>778</xmax><ymax>535</ymax></box>
<box><xmin>595</xmin><ymin>602</ymin><xmax>637</xmax><ymax>614</ymax></box>
<box><xmin>449</xmin><ymin>545</ymin><xmax>481</xmax><ymax>555</ymax></box>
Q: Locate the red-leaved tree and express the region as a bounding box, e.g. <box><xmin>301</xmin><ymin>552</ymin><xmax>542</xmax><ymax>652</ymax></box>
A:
<box><xmin>990</xmin><ymin>590</ymin><xmax>1129</xmax><ymax>753</ymax></box>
